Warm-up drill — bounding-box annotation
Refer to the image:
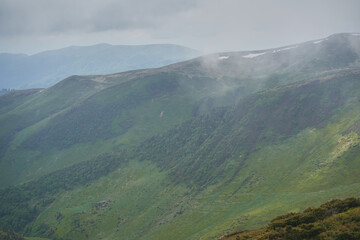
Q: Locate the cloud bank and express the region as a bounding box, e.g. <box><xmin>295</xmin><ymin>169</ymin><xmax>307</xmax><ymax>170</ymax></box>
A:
<box><xmin>1</xmin><ymin>0</ymin><xmax>359</xmax><ymax>54</ymax></box>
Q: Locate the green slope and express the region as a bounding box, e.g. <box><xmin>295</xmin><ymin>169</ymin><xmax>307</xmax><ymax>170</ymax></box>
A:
<box><xmin>0</xmin><ymin>72</ymin><xmax>222</xmax><ymax>186</ymax></box>
<box><xmin>0</xmin><ymin>33</ymin><xmax>360</xmax><ymax>240</ymax></box>
<box><xmin>2</xmin><ymin>33</ymin><xmax>360</xmax><ymax>188</ymax></box>
<box><xmin>1</xmin><ymin>70</ymin><xmax>360</xmax><ymax>240</ymax></box>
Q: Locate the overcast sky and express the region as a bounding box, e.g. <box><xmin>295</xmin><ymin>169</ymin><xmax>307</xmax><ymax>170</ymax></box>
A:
<box><xmin>1</xmin><ymin>0</ymin><xmax>359</xmax><ymax>54</ymax></box>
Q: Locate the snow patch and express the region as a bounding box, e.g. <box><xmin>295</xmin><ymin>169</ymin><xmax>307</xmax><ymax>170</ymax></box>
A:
<box><xmin>352</xmin><ymin>33</ymin><xmax>360</xmax><ymax>36</ymax></box>
<box><xmin>272</xmin><ymin>45</ymin><xmax>298</xmax><ymax>53</ymax></box>
<box><xmin>313</xmin><ymin>40</ymin><xmax>323</xmax><ymax>44</ymax></box>
<box><xmin>218</xmin><ymin>56</ymin><xmax>229</xmax><ymax>60</ymax></box>
<box><xmin>242</xmin><ymin>52</ymin><xmax>266</xmax><ymax>58</ymax></box>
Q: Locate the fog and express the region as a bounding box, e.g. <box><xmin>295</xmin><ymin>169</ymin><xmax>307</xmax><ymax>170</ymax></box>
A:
<box><xmin>0</xmin><ymin>0</ymin><xmax>359</xmax><ymax>54</ymax></box>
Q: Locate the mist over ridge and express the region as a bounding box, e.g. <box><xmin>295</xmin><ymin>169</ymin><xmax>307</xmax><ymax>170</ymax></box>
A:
<box><xmin>1</xmin><ymin>0</ymin><xmax>360</xmax><ymax>239</ymax></box>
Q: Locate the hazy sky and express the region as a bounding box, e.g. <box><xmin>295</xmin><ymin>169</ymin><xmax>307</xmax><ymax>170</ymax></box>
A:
<box><xmin>1</xmin><ymin>0</ymin><xmax>359</xmax><ymax>54</ymax></box>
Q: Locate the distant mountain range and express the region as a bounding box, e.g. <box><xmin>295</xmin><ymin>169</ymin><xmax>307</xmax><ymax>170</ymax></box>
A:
<box><xmin>0</xmin><ymin>33</ymin><xmax>359</xmax><ymax>240</ymax></box>
<box><xmin>0</xmin><ymin>43</ymin><xmax>201</xmax><ymax>89</ymax></box>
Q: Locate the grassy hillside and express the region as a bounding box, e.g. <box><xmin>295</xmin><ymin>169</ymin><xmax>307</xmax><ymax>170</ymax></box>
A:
<box><xmin>0</xmin><ymin>33</ymin><xmax>360</xmax><ymax>239</ymax></box>
<box><xmin>2</xmin><ymin>33</ymin><xmax>360</xmax><ymax>188</ymax></box>
<box><xmin>0</xmin><ymin>72</ymin><xmax>221</xmax><ymax>186</ymax></box>
<box><xmin>1</xmin><ymin>70</ymin><xmax>359</xmax><ymax>239</ymax></box>
<box><xmin>221</xmin><ymin>198</ymin><xmax>360</xmax><ymax>240</ymax></box>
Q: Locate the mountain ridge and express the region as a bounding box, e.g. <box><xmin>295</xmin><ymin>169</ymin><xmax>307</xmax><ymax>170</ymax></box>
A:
<box><xmin>0</xmin><ymin>33</ymin><xmax>359</xmax><ymax>239</ymax></box>
<box><xmin>0</xmin><ymin>43</ymin><xmax>201</xmax><ymax>89</ymax></box>
<box><xmin>1</xmin><ymin>33</ymin><xmax>360</xmax><ymax>186</ymax></box>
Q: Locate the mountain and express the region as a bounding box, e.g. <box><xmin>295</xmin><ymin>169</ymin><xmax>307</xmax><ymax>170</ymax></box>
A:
<box><xmin>220</xmin><ymin>198</ymin><xmax>360</xmax><ymax>240</ymax></box>
<box><xmin>0</xmin><ymin>44</ymin><xmax>201</xmax><ymax>89</ymax></box>
<box><xmin>0</xmin><ymin>33</ymin><xmax>359</xmax><ymax>240</ymax></box>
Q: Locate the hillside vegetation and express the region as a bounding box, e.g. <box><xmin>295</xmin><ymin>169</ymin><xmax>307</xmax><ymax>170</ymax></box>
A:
<box><xmin>0</xmin><ymin>230</ymin><xmax>26</xmax><ymax>240</ymax></box>
<box><xmin>1</xmin><ymin>33</ymin><xmax>359</xmax><ymax>188</ymax></box>
<box><xmin>0</xmin><ymin>33</ymin><xmax>359</xmax><ymax>240</ymax></box>
<box><xmin>221</xmin><ymin>198</ymin><xmax>360</xmax><ymax>240</ymax></box>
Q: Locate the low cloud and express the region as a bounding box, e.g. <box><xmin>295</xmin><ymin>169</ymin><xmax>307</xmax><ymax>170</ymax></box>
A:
<box><xmin>0</xmin><ymin>0</ymin><xmax>196</xmax><ymax>35</ymax></box>
<box><xmin>1</xmin><ymin>0</ymin><xmax>359</xmax><ymax>54</ymax></box>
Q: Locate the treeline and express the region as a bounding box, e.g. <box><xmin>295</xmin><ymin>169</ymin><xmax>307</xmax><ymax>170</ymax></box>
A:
<box><xmin>221</xmin><ymin>197</ymin><xmax>360</xmax><ymax>240</ymax></box>
<box><xmin>0</xmin><ymin>152</ymin><xmax>125</xmax><ymax>234</ymax></box>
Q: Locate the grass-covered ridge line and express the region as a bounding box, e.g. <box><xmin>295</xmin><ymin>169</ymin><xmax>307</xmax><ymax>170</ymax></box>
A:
<box><xmin>220</xmin><ymin>197</ymin><xmax>360</xmax><ymax>240</ymax></box>
<box><xmin>21</xmin><ymin>73</ymin><xmax>183</xmax><ymax>150</ymax></box>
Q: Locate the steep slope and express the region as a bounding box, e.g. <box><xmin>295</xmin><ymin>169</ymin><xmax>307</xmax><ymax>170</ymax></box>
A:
<box><xmin>1</xmin><ymin>33</ymin><xmax>360</xmax><ymax>187</ymax></box>
<box><xmin>0</xmin><ymin>33</ymin><xmax>360</xmax><ymax>240</ymax></box>
<box><xmin>1</xmin><ymin>70</ymin><xmax>360</xmax><ymax>240</ymax></box>
<box><xmin>127</xmin><ymin>70</ymin><xmax>360</xmax><ymax>240</ymax></box>
<box><xmin>0</xmin><ymin>71</ymin><xmax>224</xmax><ymax>186</ymax></box>
<box><xmin>0</xmin><ymin>44</ymin><xmax>201</xmax><ymax>89</ymax></box>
